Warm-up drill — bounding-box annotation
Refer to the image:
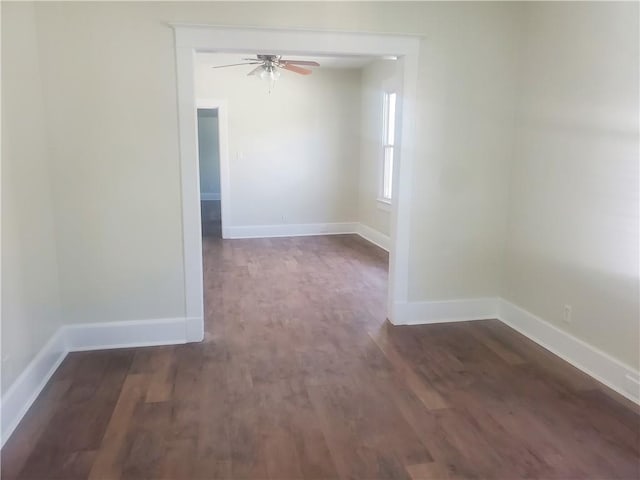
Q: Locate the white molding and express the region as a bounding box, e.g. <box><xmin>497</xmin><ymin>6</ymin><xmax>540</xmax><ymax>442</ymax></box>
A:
<box><xmin>173</xmin><ymin>24</ymin><xmax>421</xmax><ymax>331</ymax></box>
<box><xmin>1</xmin><ymin>329</ymin><xmax>67</xmax><ymax>447</ymax></box>
<box><xmin>498</xmin><ymin>299</ymin><xmax>640</xmax><ymax>404</ymax></box>
<box><xmin>172</xmin><ymin>24</ymin><xmax>422</xmax><ymax>55</ymax></box>
<box><xmin>219</xmin><ymin>221</ymin><xmax>391</xmax><ymax>253</ymax></box>
<box><xmin>175</xmin><ymin>41</ymin><xmax>205</xmax><ymax>342</ymax></box>
<box><xmin>357</xmin><ymin>223</ymin><xmax>390</xmax><ymax>251</ymax></box>
<box><xmin>185</xmin><ymin>316</ymin><xmax>205</xmax><ymax>343</ymax></box>
<box><xmin>220</xmin><ymin>222</ymin><xmax>391</xmax><ymax>253</ymax></box>
<box><xmin>64</xmin><ymin>317</ymin><xmax>190</xmax><ymax>352</ymax></box>
<box><xmin>376</xmin><ymin>198</ymin><xmax>392</xmax><ymax>212</ymax></box>
<box><xmin>223</xmin><ymin>222</ymin><xmax>358</xmax><ymax>239</ymax></box>
<box><xmin>387</xmin><ymin>50</ymin><xmax>419</xmax><ymax>324</ymax></box>
<box><xmin>200</xmin><ymin>192</ymin><xmax>220</xmax><ymax>201</ymax></box>
<box><xmin>392</xmin><ymin>297</ymin><xmax>500</xmax><ymax>326</ymax></box>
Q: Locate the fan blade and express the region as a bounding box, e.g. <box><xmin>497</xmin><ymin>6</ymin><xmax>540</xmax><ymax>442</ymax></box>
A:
<box><xmin>281</xmin><ymin>60</ymin><xmax>320</xmax><ymax>67</ymax></box>
<box><xmin>280</xmin><ymin>64</ymin><xmax>312</xmax><ymax>75</ymax></box>
<box><xmin>247</xmin><ymin>65</ymin><xmax>264</xmax><ymax>76</ymax></box>
<box><xmin>211</xmin><ymin>62</ymin><xmax>261</xmax><ymax>69</ymax></box>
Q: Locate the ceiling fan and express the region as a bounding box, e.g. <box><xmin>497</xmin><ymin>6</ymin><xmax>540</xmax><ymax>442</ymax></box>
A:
<box><xmin>212</xmin><ymin>54</ymin><xmax>321</xmax><ymax>79</ymax></box>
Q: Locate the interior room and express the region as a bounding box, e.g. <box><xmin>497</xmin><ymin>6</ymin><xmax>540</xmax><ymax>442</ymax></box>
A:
<box><xmin>194</xmin><ymin>52</ymin><xmax>398</xmax><ymax>245</ymax></box>
<box><xmin>2</xmin><ymin>2</ymin><xmax>639</xmax><ymax>479</ymax></box>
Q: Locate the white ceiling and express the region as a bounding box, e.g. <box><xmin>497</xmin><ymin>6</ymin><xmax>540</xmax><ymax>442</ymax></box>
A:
<box><xmin>197</xmin><ymin>52</ymin><xmax>384</xmax><ymax>70</ymax></box>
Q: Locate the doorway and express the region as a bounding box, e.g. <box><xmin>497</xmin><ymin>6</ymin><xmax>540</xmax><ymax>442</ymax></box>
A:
<box><xmin>173</xmin><ymin>26</ymin><xmax>419</xmax><ymax>341</ymax></box>
<box><xmin>197</xmin><ymin>108</ymin><xmax>222</xmax><ymax>238</ymax></box>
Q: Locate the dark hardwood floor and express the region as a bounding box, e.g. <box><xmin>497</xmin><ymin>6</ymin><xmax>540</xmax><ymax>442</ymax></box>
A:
<box><xmin>2</xmin><ymin>235</ymin><xmax>639</xmax><ymax>479</ymax></box>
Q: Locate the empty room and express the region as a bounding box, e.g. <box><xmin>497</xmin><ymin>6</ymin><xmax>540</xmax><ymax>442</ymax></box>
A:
<box><xmin>2</xmin><ymin>1</ymin><xmax>639</xmax><ymax>479</ymax></box>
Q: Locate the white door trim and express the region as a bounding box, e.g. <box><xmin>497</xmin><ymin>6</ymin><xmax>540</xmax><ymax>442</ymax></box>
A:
<box><xmin>172</xmin><ymin>25</ymin><xmax>420</xmax><ymax>331</ymax></box>
<box><xmin>196</xmin><ymin>99</ymin><xmax>230</xmax><ymax>237</ymax></box>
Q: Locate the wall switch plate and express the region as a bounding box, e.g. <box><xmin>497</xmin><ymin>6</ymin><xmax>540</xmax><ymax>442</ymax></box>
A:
<box><xmin>563</xmin><ymin>304</ymin><xmax>572</xmax><ymax>323</ymax></box>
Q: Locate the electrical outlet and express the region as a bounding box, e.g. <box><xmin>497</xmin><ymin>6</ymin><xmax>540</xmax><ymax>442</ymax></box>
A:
<box><xmin>563</xmin><ymin>304</ymin><xmax>572</xmax><ymax>324</ymax></box>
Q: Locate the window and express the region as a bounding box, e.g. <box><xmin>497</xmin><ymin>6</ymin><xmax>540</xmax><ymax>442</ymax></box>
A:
<box><xmin>381</xmin><ymin>92</ymin><xmax>397</xmax><ymax>202</ymax></box>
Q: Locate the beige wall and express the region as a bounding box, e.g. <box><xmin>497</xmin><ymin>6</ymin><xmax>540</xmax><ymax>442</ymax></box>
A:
<box><xmin>195</xmin><ymin>54</ymin><xmax>361</xmax><ymax>227</ymax></box>
<box><xmin>504</xmin><ymin>2</ymin><xmax>640</xmax><ymax>368</ymax></box>
<box><xmin>5</xmin><ymin>1</ymin><xmax>636</xmax><ymax>390</ymax></box>
<box><xmin>26</xmin><ymin>1</ymin><xmax>520</xmax><ymax>327</ymax></box>
<box><xmin>406</xmin><ymin>3</ymin><xmax>520</xmax><ymax>301</ymax></box>
<box><xmin>358</xmin><ymin>59</ymin><xmax>401</xmax><ymax>237</ymax></box>
<box><xmin>33</xmin><ymin>2</ymin><xmax>187</xmax><ymax>325</ymax></box>
<box><xmin>1</xmin><ymin>3</ymin><xmax>63</xmax><ymax>393</ymax></box>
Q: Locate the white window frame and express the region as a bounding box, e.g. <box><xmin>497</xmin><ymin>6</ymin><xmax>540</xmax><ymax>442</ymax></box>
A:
<box><xmin>379</xmin><ymin>91</ymin><xmax>397</xmax><ymax>208</ymax></box>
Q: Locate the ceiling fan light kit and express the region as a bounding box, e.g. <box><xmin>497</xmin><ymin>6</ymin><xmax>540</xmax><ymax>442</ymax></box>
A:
<box><xmin>211</xmin><ymin>54</ymin><xmax>320</xmax><ymax>92</ymax></box>
<box><xmin>259</xmin><ymin>66</ymin><xmax>280</xmax><ymax>80</ymax></box>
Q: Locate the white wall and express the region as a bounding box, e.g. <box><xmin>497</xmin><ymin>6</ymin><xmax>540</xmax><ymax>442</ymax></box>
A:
<box><xmin>407</xmin><ymin>3</ymin><xmax>520</xmax><ymax>301</ymax></box>
<box><xmin>4</xmin><ymin>1</ymin><xmax>637</xmax><ymax>392</ymax></box>
<box><xmin>21</xmin><ymin>1</ymin><xmax>520</xmax><ymax>331</ymax></box>
<box><xmin>195</xmin><ymin>54</ymin><xmax>361</xmax><ymax>227</ymax></box>
<box><xmin>197</xmin><ymin>109</ymin><xmax>221</xmax><ymax>198</ymax></box>
<box><xmin>33</xmin><ymin>2</ymin><xmax>187</xmax><ymax>325</ymax></box>
<box><xmin>358</xmin><ymin>59</ymin><xmax>402</xmax><ymax>237</ymax></box>
<box><xmin>504</xmin><ymin>2</ymin><xmax>640</xmax><ymax>369</ymax></box>
<box><xmin>1</xmin><ymin>3</ymin><xmax>63</xmax><ymax>393</ymax></box>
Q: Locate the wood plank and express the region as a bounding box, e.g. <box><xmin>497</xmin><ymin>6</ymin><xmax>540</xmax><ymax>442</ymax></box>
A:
<box><xmin>406</xmin><ymin>462</ymin><xmax>461</xmax><ymax>480</ymax></box>
<box><xmin>88</xmin><ymin>374</ymin><xmax>149</xmax><ymax>480</ymax></box>
<box><xmin>0</xmin><ymin>379</ymin><xmax>72</xmax><ymax>480</ymax></box>
<box><xmin>468</xmin><ymin>322</ymin><xmax>525</xmax><ymax>365</ymax></box>
<box><xmin>369</xmin><ymin>329</ymin><xmax>449</xmax><ymax>410</ymax></box>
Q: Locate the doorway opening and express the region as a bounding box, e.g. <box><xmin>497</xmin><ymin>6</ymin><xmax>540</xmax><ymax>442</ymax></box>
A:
<box><xmin>173</xmin><ymin>26</ymin><xmax>420</xmax><ymax>341</ymax></box>
<box><xmin>197</xmin><ymin>108</ymin><xmax>222</xmax><ymax>238</ymax></box>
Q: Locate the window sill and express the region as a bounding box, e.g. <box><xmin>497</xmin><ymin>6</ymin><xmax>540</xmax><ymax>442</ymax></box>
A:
<box><xmin>376</xmin><ymin>198</ymin><xmax>392</xmax><ymax>212</ymax></box>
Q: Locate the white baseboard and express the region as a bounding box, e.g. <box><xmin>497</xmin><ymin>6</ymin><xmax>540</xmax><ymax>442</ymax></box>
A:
<box><xmin>1</xmin><ymin>329</ymin><xmax>67</xmax><ymax>448</ymax></box>
<box><xmin>498</xmin><ymin>299</ymin><xmax>640</xmax><ymax>404</ymax></box>
<box><xmin>220</xmin><ymin>221</ymin><xmax>391</xmax><ymax>253</ymax></box>
<box><xmin>0</xmin><ymin>316</ymin><xmax>200</xmax><ymax>447</ymax></box>
<box><xmin>392</xmin><ymin>297</ymin><xmax>499</xmax><ymax>325</ymax></box>
<box><xmin>65</xmin><ymin>317</ymin><xmax>193</xmax><ymax>352</ymax></box>
<box><xmin>185</xmin><ymin>316</ymin><xmax>205</xmax><ymax>343</ymax></box>
<box><xmin>391</xmin><ymin>296</ymin><xmax>639</xmax><ymax>404</ymax></box>
<box><xmin>223</xmin><ymin>222</ymin><xmax>358</xmax><ymax>239</ymax></box>
<box><xmin>356</xmin><ymin>223</ymin><xmax>390</xmax><ymax>251</ymax></box>
<box><xmin>200</xmin><ymin>193</ymin><xmax>221</xmax><ymax>201</ymax></box>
